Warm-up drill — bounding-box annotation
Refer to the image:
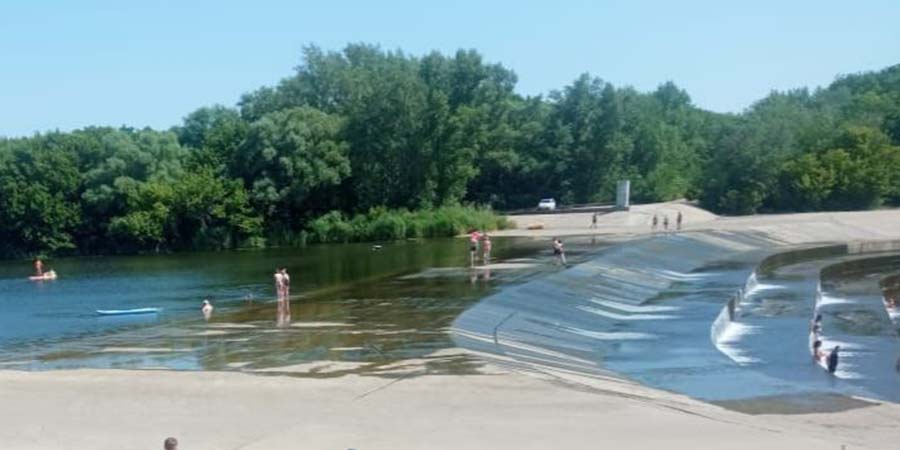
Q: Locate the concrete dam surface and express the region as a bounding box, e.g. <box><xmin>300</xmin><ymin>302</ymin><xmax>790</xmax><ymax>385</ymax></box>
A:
<box><xmin>453</xmin><ymin>207</ymin><xmax>900</xmax><ymax>410</ymax></box>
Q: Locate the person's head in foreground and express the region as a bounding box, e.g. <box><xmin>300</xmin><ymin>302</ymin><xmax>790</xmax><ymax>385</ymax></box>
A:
<box><xmin>164</xmin><ymin>437</ymin><xmax>178</xmax><ymax>450</ymax></box>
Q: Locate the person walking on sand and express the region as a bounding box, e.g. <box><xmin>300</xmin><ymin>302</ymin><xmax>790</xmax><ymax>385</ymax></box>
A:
<box><xmin>651</xmin><ymin>215</ymin><xmax>658</xmax><ymax>231</ymax></box>
<box><xmin>676</xmin><ymin>211</ymin><xmax>683</xmax><ymax>230</ymax></box>
<box><xmin>469</xmin><ymin>230</ymin><xmax>481</xmax><ymax>267</ymax></box>
<box><xmin>482</xmin><ymin>235</ymin><xmax>492</xmax><ymax>265</ymax></box>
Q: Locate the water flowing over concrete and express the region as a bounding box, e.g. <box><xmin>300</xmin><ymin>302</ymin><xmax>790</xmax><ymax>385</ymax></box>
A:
<box><xmin>453</xmin><ymin>224</ymin><xmax>900</xmax><ymax>403</ymax></box>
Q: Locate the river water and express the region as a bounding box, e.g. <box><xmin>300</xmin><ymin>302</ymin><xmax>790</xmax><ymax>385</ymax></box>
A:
<box><xmin>0</xmin><ymin>237</ymin><xmax>601</xmax><ymax>375</ymax></box>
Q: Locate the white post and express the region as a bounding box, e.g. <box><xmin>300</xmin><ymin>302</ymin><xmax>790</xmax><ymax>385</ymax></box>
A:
<box><xmin>616</xmin><ymin>180</ymin><xmax>630</xmax><ymax>210</ymax></box>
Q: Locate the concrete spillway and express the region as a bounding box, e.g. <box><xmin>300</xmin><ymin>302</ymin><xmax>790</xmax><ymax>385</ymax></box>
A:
<box><xmin>452</xmin><ymin>231</ymin><xmax>900</xmax><ymax>403</ymax></box>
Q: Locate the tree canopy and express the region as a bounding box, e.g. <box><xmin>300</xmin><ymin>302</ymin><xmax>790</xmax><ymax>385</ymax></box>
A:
<box><xmin>2</xmin><ymin>44</ymin><xmax>899</xmax><ymax>257</ymax></box>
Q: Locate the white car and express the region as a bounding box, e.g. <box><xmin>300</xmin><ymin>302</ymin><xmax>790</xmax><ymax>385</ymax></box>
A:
<box><xmin>537</xmin><ymin>198</ymin><xmax>557</xmax><ymax>210</ymax></box>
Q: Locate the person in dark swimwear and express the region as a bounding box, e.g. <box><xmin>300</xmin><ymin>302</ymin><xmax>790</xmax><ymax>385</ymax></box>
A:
<box><xmin>827</xmin><ymin>345</ymin><xmax>840</xmax><ymax>373</ymax></box>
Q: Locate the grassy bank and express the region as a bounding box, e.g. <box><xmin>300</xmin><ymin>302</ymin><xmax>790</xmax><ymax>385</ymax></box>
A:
<box><xmin>304</xmin><ymin>206</ymin><xmax>514</xmax><ymax>244</ymax></box>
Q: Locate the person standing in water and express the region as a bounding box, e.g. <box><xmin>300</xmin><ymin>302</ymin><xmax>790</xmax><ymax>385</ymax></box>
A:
<box><xmin>469</xmin><ymin>230</ymin><xmax>481</xmax><ymax>267</ymax></box>
<box><xmin>827</xmin><ymin>346</ymin><xmax>840</xmax><ymax>373</ymax></box>
<box><xmin>274</xmin><ymin>268</ymin><xmax>285</xmax><ymax>321</ymax></box>
<box><xmin>274</xmin><ymin>268</ymin><xmax>285</xmax><ymax>300</ymax></box>
<box><xmin>201</xmin><ymin>299</ymin><xmax>214</xmax><ymax>321</ymax></box>
<box><xmin>810</xmin><ymin>314</ymin><xmax>823</xmax><ymax>335</ymax></box>
<box><xmin>552</xmin><ymin>238</ymin><xmax>567</xmax><ymax>266</ymax></box>
<box><xmin>676</xmin><ymin>211</ymin><xmax>683</xmax><ymax>230</ymax></box>
<box><xmin>280</xmin><ymin>268</ymin><xmax>291</xmax><ymax>316</ymax></box>
<box><xmin>33</xmin><ymin>258</ymin><xmax>44</xmax><ymax>276</ymax></box>
<box><xmin>812</xmin><ymin>340</ymin><xmax>825</xmax><ymax>362</ymax></box>
<box><xmin>482</xmin><ymin>235</ymin><xmax>492</xmax><ymax>265</ymax></box>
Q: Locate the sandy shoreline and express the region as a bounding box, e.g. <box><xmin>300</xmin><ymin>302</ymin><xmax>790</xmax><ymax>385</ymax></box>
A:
<box><xmin>4</xmin><ymin>203</ymin><xmax>900</xmax><ymax>449</ymax></box>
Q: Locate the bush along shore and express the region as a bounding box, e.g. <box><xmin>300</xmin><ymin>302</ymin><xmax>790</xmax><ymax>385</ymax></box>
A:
<box><xmin>304</xmin><ymin>206</ymin><xmax>513</xmax><ymax>244</ymax></box>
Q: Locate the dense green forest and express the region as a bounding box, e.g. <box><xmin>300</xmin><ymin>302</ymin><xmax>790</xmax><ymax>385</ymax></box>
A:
<box><xmin>2</xmin><ymin>44</ymin><xmax>899</xmax><ymax>257</ymax></box>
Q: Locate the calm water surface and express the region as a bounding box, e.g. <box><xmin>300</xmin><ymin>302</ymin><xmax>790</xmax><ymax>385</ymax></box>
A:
<box><xmin>0</xmin><ymin>237</ymin><xmax>600</xmax><ymax>376</ymax></box>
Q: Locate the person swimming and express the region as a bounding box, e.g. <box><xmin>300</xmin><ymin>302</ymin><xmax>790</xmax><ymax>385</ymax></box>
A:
<box><xmin>201</xmin><ymin>299</ymin><xmax>213</xmax><ymax>321</ymax></box>
<box><xmin>827</xmin><ymin>345</ymin><xmax>840</xmax><ymax>374</ymax></box>
<box><xmin>33</xmin><ymin>258</ymin><xmax>44</xmax><ymax>276</ymax></box>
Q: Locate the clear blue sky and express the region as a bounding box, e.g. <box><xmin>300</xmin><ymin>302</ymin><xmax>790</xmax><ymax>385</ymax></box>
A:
<box><xmin>2</xmin><ymin>0</ymin><xmax>898</xmax><ymax>137</ymax></box>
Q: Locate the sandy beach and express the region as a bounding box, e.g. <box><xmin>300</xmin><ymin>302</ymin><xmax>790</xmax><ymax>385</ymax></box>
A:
<box><xmin>3</xmin><ymin>203</ymin><xmax>900</xmax><ymax>449</ymax></box>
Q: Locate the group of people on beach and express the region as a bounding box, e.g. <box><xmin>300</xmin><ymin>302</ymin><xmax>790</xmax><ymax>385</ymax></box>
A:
<box><xmin>651</xmin><ymin>211</ymin><xmax>683</xmax><ymax>232</ymax></box>
<box><xmin>810</xmin><ymin>313</ymin><xmax>840</xmax><ymax>374</ymax></box>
